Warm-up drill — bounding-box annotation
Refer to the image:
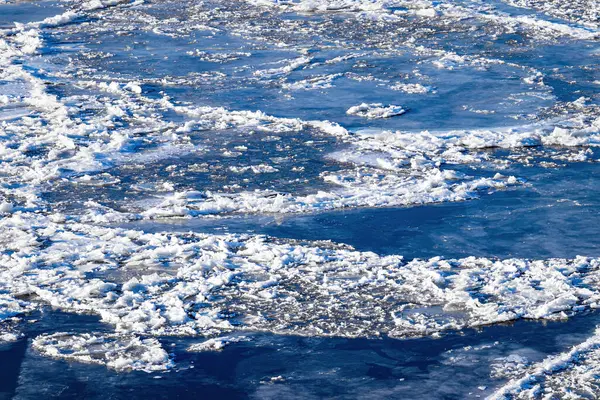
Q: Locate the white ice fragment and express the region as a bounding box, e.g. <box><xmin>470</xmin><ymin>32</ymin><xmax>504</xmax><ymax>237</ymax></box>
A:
<box><xmin>253</xmin><ymin>56</ymin><xmax>312</xmax><ymax>78</ymax></box>
<box><xmin>187</xmin><ymin>336</ymin><xmax>249</xmax><ymax>352</ymax></box>
<box><xmin>124</xmin><ymin>82</ymin><xmax>142</xmax><ymax>94</ymax></box>
<box><xmin>390</xmin><ymin>82</ymin><xmax>434</xmax><ymax>94</ymax></box>
<box><xmin>0</xmin><ymin>202</ymin><xmax>13</xmax><ymax>213</ymax></box>
<box><xmin>346</xmin><ymin>103</ymin><xmax>407</xmax><ymax>119</ymax></box>
<box><xmin>32</xmin><ymin>333</ymin><xmax>174</xmax><ymax>372</ymax></box>
<box><xmin>0</xmin><ymin>332</ymin><xmax>21</xmax><ymax>342</ymax></box>
<box><xmin>415</xmin><ymin>8</ymin><xmax>437</xmax><ymax>17</ymax></box>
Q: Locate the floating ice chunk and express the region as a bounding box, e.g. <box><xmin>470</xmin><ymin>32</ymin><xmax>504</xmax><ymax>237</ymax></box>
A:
<box><xmin>506</xmin><ymin>14</ymin><xmax>600</xmax><ymax>40</ymax></box>
<box><xmin>0</xmin><ymin>295</ymin><xmax>31</xmax><ymax>343</ymax></box>
<box><xmin>306</xmin><ymin>120</ymin><xmax>348</xmax><ymax>136</ymax></box>
<box><xmin>346</xmin><ymin>103</ymin><xmax>407</xmax><ymax>119</ymax></box>
<box><xmin>186</xmin><ymin>50</ymin><xmax>251</xmax><ymax>63</ymax></box>
<box><xmin>187</xmin><ymin>336</ymin><xmax>250</xmax><ymax>352</ymax></box>
<box><xmin>98</xmin><ymin>81</ymin><xmax>123</xmax><ymax>94</ymax></box>
<box><xmin>489</xmin><ymin>328</ymin><xmax>600</xmax><ymax>399</ymax></box>
<box><xmin>432</xmin><ymin>53</ymin><xmax>468</xmax><ymax>70</ymax></box>
<box><xmin>244</xmin><ymin>0</ymin><xmax>600</xmax><ymax>39</ymax></box>
<box><xmin>0</xmin><ymin>202</ymin><xmax>13</xmax><ymax>213</ymax></box>
<box><xmin>124</xmin><ymin>81</ymin><xmax>142</xmax><ymax>94</ymax></box>
<box><xmin>246</xmin><ymin>0</ymin><xmax>389</xmax><ymax>13</ymax></box>
<box><xmin>0</xmin><ymin>294</ymin><xmax>31</xmax><ymax>322</ymax></box>
<box><xmin>0</xmin><ymin>331</ymin><xmax>21</xmax><ymax>342</ymax></box>
<box><xmin>282</xmin><ymin>73</ymin><xmax>343</xmax><ymax>90</ymax></box>
<box><xmin>389</xmin><ymin>82</ymin><xmax>435</xmax><ymax>94</ymax></box>
<box><xmin>3</xmin><ymin>212</ymin><xmax>600</xmax><ymax>345</ymax></box>
<box><xmin>35</xmin><ymin>11</ymin><xmax>80</xmax><ymax>28</ymax></box>
<box><xmin>81</xmin><ymin>0</ymin><xmax>141</xmax><ymax>11</ymax></box>
<box><xmin>502</xmin><ymin>0</ymin><xmax>600</xmax><ymax>30</ymax></box>
<box><xmin>490</xmin><ymin>354</ymin><xmax>531</xmax><ymax>380</ymax></box>
<box><xmin>523</xmin><ymin>71</ymin><xmax>545</xmax><ymax>86</ymax></box>
<box><xmin>229</xmin><ymin>164</ymin><xmax>279</xmax><ymax>174</ymax></box>
<box><xmin>345</xmin><ymin>111</ymin><xmax>600</xmax><ymax>170</ymax></box>
<box><xmin>32</xmin><ymin>333</ymin><xmax>174</xmax><ymax>372</ymax></box>
<box><xmin>414</xmin><ymin>7</ymin><xmax>437</xmax><ymax>18</ymax></box>
<box><xmin>139</xmin><ymin>168</ymin><xmax>519</xmax><ymax>217</ymax></box>
<box><xmin>13</xmin><ymin>30</ymin><xmax>42</xmax><ymax>55</ymax></box>
<box><xmin>253</xmin><ymin>56</ymin><xmax>312</xmax><ymax>78</ymax></box>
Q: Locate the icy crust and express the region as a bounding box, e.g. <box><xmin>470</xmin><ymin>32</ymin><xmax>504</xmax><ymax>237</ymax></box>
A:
<box><xmin>186</xmin><ymin>49</ymin><xmax>251</xmax><ymax>63</ymax></box>
<box><xmin>32</xmin><ymin>333</ymin><xmax>174</xmax><ymax>372</ymax></box>
<box><xmin>502</xmin><ymin>0</ymin><xmax>600</xmax><ymax>29</ymax></box>
<box><xmin>282</xmin><ymin>73</ymin><xmax>343</xmax><ymax>90</ymax></box>
<box><xmin>0</xmin><ymin>24</ymin><xmax>525</xmax><ymax>222</ymax></box>
<box><xmin>0</xmin><ymin>1</ymin><xmax>598</xmax><ymax>226</ymax></box>
<box><xmin>4</xmin><ymin>213</ymin><xmax>600</xmax><ymax>343</ymax></box>
<box><xmin>242</xmin><ymin>0</ymin><xmax>600</xmax><ymax>40</ymax></box>
<box><xmin>390</xmin><ymin>82</ymin><xmax>435</xmax><ymax>94</ymax></box>
<box><xmin>136</xmin><ymin>168</ymin><xmax>518</xmax><ymax>219</ymax></box>
<box><xmin>343</xmin><ymin>106</ymin><xmax>600</xmax><ymax>168</ymax></box>
<box><xmin>0</xmin><ymin>0</ymin><xmax>597</xmax><ymax>382</ymax></box>
<box><xmin>245</xmin><ymin>0</ymin><xmax>390</xmax><ymax>13</ymax></box>
<box><xmin>490</xmin><ymin>329</ymin><xmax>600</xmax><ymax>399</ymax></box>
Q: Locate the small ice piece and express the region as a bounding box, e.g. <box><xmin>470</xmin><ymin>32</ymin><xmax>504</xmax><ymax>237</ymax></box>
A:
<box><xmin>346</xmin><ymin>103</ymin><xmax>407</xmax><ymax>119</ymax></box>
<box><xmin>0</xmin><ymin>202</ymin><xmax>13</xmax><ymax>213</ymax></box>
<box><xmin>260</xmin><ymin>375</ymin><xmax>285</xmax><ymax>384</ymax></box>
<box><xmin>124</xmin><ymin>82</ymin><xmax>142</xmax><ymax>94</ymax></box>
<box><xmin>187</xmin><ymin>336</ymin><xmax>250</xmax><ymax>352</ymax></box>
<box><xmin>390</xmin><ymin>82</ymin><xmax>434</xmax><ymax>94</ymax></box>
<box><xmin>253</xmin><ymin>56</ymin><xmax>312</xmax><ymax>78</ymax></box>
<box><xmin>415</xmin><ymin>8</ymin><xmax>437</xmax><ymax>17</ymax></box>
<box><xmin>0</xmin><ymin>332</ymin><xmax>21</xmax><ymax>342</ymax></box>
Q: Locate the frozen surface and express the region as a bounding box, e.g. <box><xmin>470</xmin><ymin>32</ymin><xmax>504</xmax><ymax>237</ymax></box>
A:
<box><xmin>32</xmin><ymin>333</ymin><xmax>173</xmax><ymax>372</ymax></box>
<box><xmin>0</xmin><ymin>0</ymin><xmax>599</xmax><ymax>398</ymax></box>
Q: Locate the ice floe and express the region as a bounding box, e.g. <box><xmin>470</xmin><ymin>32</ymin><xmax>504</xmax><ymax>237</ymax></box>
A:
<box><xmin>490</xmin><ymin>328</ymin><xmax>600</xmax><ymax>399</ymax></box>
<box><xmin>346</xmin><ymin>103</ymin><xmax>407</xmax><ymax>119</ymax></box>
<box><xmin>134</xmin><ymin>169</ymin><xmax>518</xmax><ymax>218</ymax></box>
<box><xmin>3</xmin><ymin>213</ymin><xmax>600</xmax><ymax>345</ymax></box>
<box><xmin>32</xmin><ymin>332</ymin><xmax>174</xmax><ymax>372</ymax></box>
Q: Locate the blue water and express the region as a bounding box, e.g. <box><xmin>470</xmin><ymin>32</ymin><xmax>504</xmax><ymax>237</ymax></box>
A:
<box><xmin>2</xmin><ymin>0</ymin><xmax>600</xmax><ymax>398</ymax></box>
<box><xmin>125</xmin><ymin>160</ymin><xmax>600</xmax><ymax>260</ymax></box>
<box><xmin>1</xmin><ymin>308</ymin><xmax>599</xmax><ymax>399</ymax></box>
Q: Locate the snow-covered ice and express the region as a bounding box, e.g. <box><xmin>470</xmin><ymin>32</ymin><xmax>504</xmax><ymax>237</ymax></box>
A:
<box><xmin>0</xmin><ymin>0</ymin><xmax>600</xmax><ymax>397</ymax></box>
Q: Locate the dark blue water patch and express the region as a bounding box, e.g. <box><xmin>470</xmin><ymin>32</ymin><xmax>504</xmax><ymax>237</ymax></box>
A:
<box><xmin>123</xmin><ymin>161</ymin><xmax>600</xmax><ymax>260</ymax></box>
<box><xmin>3</xmin><ymin>308</ymin><xmax>600</xmax><ymax>399</ymax></box>
<box><xmin>0</xmin><ymin>338</ymin><xmax>26</xmax><ymax>400</ymax></box>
